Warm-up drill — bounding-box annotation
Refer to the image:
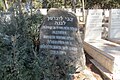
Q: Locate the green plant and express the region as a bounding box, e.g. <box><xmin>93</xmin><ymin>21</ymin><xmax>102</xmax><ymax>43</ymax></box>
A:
<box><xmin>0</xmin><ymin>3</ymin><xmax>44</xmax><ymax>79</ymax></box>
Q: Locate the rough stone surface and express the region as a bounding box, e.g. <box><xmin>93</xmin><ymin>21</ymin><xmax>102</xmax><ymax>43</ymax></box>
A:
<box><xmin>39</xmin><ymin>8</ymin><xmax>86</xmax><ymax>76</ymax></box>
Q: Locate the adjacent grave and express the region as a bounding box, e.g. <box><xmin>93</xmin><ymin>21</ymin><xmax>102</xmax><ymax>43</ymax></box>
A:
<box><xmin>39</xmin><ymin>8</ymin><xmax>86</xmax><ymax>74</ymax></box>
<box><xmin>84</xmin><ymin>9</ymin><xmax>120</xmax><ymax>80</ymax></box>
<box><xmin>84</xmin><ymin>40</ymin><xmax>120</xmax><ymax>80</ymax></box>
<box><xmin>108</xmin><ymin>9</ymin><xmax>120</xmax><ymax>44</ymax></box>
<box><xmin>84</xmin><ymin>9</ymin><xmax>103</xmax><ymax>42</ymax></box>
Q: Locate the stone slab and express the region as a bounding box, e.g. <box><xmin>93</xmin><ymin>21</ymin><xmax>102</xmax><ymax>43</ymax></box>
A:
<box><xmin>90</xmin><ymin>59</ymin><xmax>113</xmax><ymax>80</ymax></box>
<box><xmin>108</xmin><ymin>9</ymin><xmax>120</xmax><ymax>41</ymax></box>
<box><xmin>83</xmin><ymin>39</ymin><xmax>120</xmax><ymax>75</ymax></box>
<box><xmin>84</xmin><ymin>9</ymin><xmax>103</xmax><ymax>41</ymax></box>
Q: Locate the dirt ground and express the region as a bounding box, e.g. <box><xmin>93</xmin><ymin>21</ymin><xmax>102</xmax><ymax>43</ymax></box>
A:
<box><xmin>70</xmin><ymin>53</ymin><xmax>104</xmax><ymax>80</ymax></box>
<box><xmin>85</xmin><ymin>53</ymin><xmax>104</xmax><ymax>80</ymax></box>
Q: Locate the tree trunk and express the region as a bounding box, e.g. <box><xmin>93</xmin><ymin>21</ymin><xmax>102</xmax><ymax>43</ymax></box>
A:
<box><xmin>71</xmin><ymin>0</ymin><xmax>76</xmax><ymax>13</ymax></box>
<box><xmin>42</xmin><ymin>0</ymin><xmax>47</xmax><ymax>8</ymax></box>
<box><xmin>3</xmin><ymin>0</ymin><xmax>8</xmax><ymax>11</ymax></box>
<box><xmin>64</xmin><ymin>0</ymin><xmax>66</xmax><ymax>8</ymax></box>
<box><xmin>81</xmin><ymin>0</ymin><xmax>85</xmax><ymax>23</ymax></box>
<box><xmin>18</xmin><ymin>0</ymin><xmax>22</xmax><ymax>15</ymax></box>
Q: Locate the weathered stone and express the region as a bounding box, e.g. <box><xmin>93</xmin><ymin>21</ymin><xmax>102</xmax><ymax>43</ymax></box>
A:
<box><xmin>84</xmin><ymin>9</ymin><xmax>103</xmax><ymax>42</ymax></box>
<box><xmin>108</xmin><ymin>9</ymin><xmax>120</xmax><ymax>44</ymax></box>
<box><xmin>39</xmin><ymin>8</ymin><xmax>86</xmax><ymax>78</ymax></box>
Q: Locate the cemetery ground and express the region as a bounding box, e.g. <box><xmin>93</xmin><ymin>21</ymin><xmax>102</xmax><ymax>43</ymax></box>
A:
<box><xmin>85</xmin><ymin>52</ymin><xmax>105</xmax><ymax>80</ymax></box>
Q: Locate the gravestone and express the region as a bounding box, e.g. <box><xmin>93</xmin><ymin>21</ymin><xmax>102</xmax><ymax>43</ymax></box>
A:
<box><xmin>40</xmin><ymin>9</ymin><xmax>47</xmax><ymax>15</ymax></box>
<box><xmin>84</xmin><ymin>9</ymin><xmax>103</xmax><ymax>42</ymax></box>
<box><xmin>108</xmin><ymin>9</ymin><xmax>120</xmax><ymax>43</ymax></box>
<box><xmin>39</xmin><ymin>8</ymin><xmax>86</xmax><ymax>75</ymax></box>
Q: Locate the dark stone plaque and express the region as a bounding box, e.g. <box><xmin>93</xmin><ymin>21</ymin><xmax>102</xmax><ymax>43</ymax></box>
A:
<box><xmin>39</xmin><ymin>8</ymin><xmax>86</xmax><ymax>73</ymax></box>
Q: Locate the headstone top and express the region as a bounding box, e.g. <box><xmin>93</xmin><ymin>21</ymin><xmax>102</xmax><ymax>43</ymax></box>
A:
<box><xmin>42</xmin><ymin>8</ymin><xmax>78</xmax><ymax>26</ymax></box>
<box><xmin>88</xmin><ymin>9</ymin><xmax>103</xmax><ymax>16</ymax></box>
